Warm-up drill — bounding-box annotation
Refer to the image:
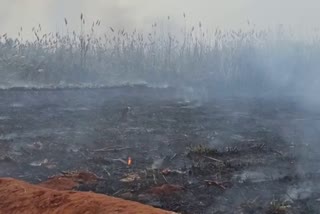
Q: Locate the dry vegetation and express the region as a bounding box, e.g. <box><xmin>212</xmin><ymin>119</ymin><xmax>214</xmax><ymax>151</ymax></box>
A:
<box><xmin>0</xmin><ymin>15</ymin><xmax>319</xmax><ymax>92</ymax></box>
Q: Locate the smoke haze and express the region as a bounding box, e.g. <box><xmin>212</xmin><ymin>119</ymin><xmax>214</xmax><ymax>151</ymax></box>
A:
<box><xmin>1</xmin><ymin>2</ymin><xmax>320</xmax><ymax>213</ymax></box>
<box><xmin>1</xmin><ymin>0</ymin><xmax>320</xmax><ymax>37</ymax></box>
<box><xmin>0</xmin><ymin>0</ymin><xmax>320</xmax><ymax>107</ymax></box>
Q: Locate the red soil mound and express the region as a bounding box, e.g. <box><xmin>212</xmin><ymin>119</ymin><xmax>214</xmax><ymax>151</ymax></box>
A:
<box><xmin>0</xmin><ymin>178</ymin><xmax>175</xmax><ymax>214</ymax></box>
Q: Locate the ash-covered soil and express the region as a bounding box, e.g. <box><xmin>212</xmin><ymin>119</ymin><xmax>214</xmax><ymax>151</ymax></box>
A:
<box><xmin>1</xmin><ymin>86</ymin><xmax>320</xmax><ymax>214</ymax></box>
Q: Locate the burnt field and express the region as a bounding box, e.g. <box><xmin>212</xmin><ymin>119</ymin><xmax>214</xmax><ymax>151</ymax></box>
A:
<box><xmin>1</xmin><ymin>86</ymin><xmax>320</xmax><ymax>213</ymax></box>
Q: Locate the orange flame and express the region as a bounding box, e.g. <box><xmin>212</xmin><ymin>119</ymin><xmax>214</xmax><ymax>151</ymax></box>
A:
<box><xmin>127</xmin><ymin>156</ymin><xmax>132</xmax><ymax>166</ymax></box>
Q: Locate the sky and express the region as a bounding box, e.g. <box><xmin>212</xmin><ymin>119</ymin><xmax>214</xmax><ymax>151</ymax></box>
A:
<box><xmin>0</xmin><ymin>0</ymin><xmax>320</xmax><ymax>38</ymax></box>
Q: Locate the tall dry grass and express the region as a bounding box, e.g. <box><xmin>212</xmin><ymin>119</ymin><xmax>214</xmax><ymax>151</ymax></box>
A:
<box><xmin>0</xmin><ymin>15</ymin><xmax>319</xmax><ymax>94</ymax></box>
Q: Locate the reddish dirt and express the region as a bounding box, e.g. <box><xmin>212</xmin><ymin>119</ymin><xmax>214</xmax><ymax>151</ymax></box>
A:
<box><xmin>39</xmin><ymin>177</ymin><xmax>78</xmax><ymax>191</ymax></box>
<box><xmin>0</xmin><ymin>178</ymin><xmax>176</xmax><ymax>214</ymax></box>
<box><xmin>39</xmin><ymin>171</ymin><xmax>99</xmax><ymax>191</ymax></box>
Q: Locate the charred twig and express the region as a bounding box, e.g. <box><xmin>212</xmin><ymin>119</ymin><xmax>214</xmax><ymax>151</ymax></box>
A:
<box><xmin>92</xmin><ymin>146</ymin><xmax>118</xmax><ymax>151</ymax></box>
<box><xmin>161</xmin><ymin>168</ymin><xmax>186</xmax><ymax>176</ymax></box>
<box><xmin>59</xmin><ymin>170</ymin><xmax>70</xmax><ymax>175</ymax></box>
<box><xmin>113</xmin><ymin>189</ymin><xmax>125</xmax><ymax>196</ymax></box>
<box><xmin>161</xmin><ymin>173</ymin><xmax>169</xmax><ymax>184</ymax></box>
<box><xmin>170</xmin><ymin>153</ymin><xmax>177</xmax><ymax>160</ymax></box>
<box><xmin>202</xmin><ymin>155</ymin><xmax>223</xmax><ymax>163</ymax></box>
<box><xmin>153</xmin><ymin>173</ymin><xmax>158</xmax><ymax>184</ymax></box>
<box><xmin>57</xmin><ymin>170</ymin><xmax>106</xmax><ymax>181</ymax></box>
<box><xmin>102</xmin><ymin>167</ymin><xmax>111</xmax><ymax>177</ymax></box>
<box><xmin>250</xmin><ymin>143</ymin><xmax>265</xmax><ymax>151</ymax></box>
<box><xmin>111</xmin><ymin>158</ymin><xmax>127</xmax><ymax>165</ymax></box>
<box><xmin>204</xmin><ymin>180</ymin><xmax>226</xmax><ymax>190</ymax></box>
<box><xmin>250</xmin><ymin>196</ymin><xmax>259</xmax><ymax>204</ymax></box>
<box><xmin>89</xmin><ymin>157</ymin><xmax>128</xmax><ymax>165</ymax></box>
<box><xmin>271</xmin><ymin>149</ymin><xmax>284</xmax><ymax>156</ymax></box>
<box><xmin>78</xmin><ymin>151</ymin><xmax>87</xmax><ymax>158</ymax></box>
<box><xmin>93</xmin><ymin>147</ymin><xmax>131</xmax><ymax>152</ymax></box>
<box><xmin>242</xmin><ymin>139</ymin><xmax>261</xmax><ymax>142</ymax></box>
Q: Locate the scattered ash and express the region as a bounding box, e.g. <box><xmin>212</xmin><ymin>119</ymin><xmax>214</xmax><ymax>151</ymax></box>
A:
<box><xmin>1</xmin><ymin>86</ymin><xmax>320</xmax><ymax>213</ymax></box>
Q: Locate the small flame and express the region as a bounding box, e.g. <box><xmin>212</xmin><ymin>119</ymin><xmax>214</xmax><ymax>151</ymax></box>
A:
<box><xmin>127</xmin><ymin>156</ymin><xmax>132</xmax><ymax>166</ymax></box>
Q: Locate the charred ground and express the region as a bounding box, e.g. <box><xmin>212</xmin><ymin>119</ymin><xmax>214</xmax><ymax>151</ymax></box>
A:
<box><xmin>0</xmin><ymin>86</ymin><xmax>320</xmax><ymax>213</ymax></box>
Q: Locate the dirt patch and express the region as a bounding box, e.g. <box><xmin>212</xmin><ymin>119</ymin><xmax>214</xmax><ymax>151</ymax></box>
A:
<box><xmin>0</xmin><ymin>178</ymin><xmax>175</xmax><ymax>214</ymax></box>
<box><xmin>39</xmin><ymin>171</ymin><xmax>99</xmax><ymax>191</ymax></box>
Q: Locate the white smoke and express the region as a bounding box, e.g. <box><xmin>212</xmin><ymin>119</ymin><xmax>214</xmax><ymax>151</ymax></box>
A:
<box><xmin>1</xmin><ymin>0</ymin><xmax>320</xmax><ymax>38</ymax></box>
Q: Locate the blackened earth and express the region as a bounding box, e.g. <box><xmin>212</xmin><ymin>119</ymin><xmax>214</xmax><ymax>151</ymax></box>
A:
<box><xmin>1</xmin><ymin>86</ymin><xmax>320</xmax><ymax>214</ymax></box>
